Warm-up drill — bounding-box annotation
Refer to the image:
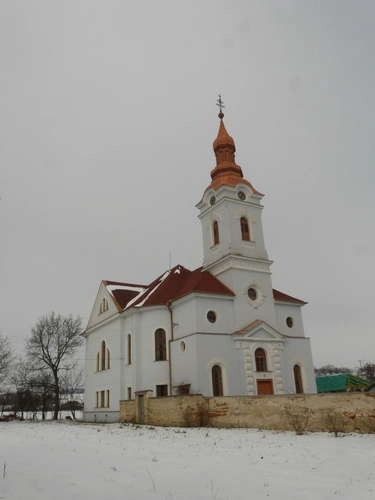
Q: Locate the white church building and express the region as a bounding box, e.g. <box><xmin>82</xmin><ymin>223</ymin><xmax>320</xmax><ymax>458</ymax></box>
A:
<box><xmin>83</xmin><ymin>106</ymin><xmax>316</xmax><ymax>422</ymax></box>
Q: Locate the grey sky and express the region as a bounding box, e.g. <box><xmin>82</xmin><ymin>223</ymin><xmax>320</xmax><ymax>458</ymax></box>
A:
<box><xmin>1</xmin><ymin>1</ymin><xmax>374</xmax><ymax>369</ymax></box>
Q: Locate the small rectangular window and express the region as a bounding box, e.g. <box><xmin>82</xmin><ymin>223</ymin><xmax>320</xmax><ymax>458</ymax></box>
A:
<box><xmin>177</xmin><ymin>384</ymin><xmax>190</xmax><ymax>395</ymax></box>
<box><xmin>95</xmin><ymin>391</ymin><xmax>99</xmax><ymax>408</ymax></box>
<box><xmin>156</xmin><ymin>384</ymin><xmax>168</xmax><ymax>397</ymax></box>
<box><xmin>106</xmin><ymin>390</ymin><xmax>110</xmax><ymax>408</ymax></box>
<box><xmin>127</xmin><ymin>387</ymin><xmax>132</xmax><ymax>400</ymax></box>
<box><xmin>100</xmin><ymin>390</ymin><xmax>105</xmax><ymax>408</ymax></box>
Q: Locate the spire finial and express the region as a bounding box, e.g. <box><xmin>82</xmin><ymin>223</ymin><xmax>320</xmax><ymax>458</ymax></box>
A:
<box><xmin>216</xmin><ymin>95</ymin><xmax>225</xmax><ymax>119</ymax></box>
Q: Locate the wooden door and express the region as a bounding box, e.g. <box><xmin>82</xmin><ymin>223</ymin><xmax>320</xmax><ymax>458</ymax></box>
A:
<box><xmin>257</xmin><ymin>379</ymin><xmax>274</xmax><ymax>395</ymax></box>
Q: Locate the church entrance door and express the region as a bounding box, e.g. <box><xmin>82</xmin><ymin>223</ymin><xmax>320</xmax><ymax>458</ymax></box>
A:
<box><xmin>256</xmin><ymin>379</ymin><xmax>274</xmax><ymax>395</ymax></box>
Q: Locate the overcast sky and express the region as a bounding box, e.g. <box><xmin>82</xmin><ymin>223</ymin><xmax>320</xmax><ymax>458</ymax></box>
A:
<box><xmin>1</xmin><ymin>1</ymin><xmax>374</xmax><ymax>370</ymax></box>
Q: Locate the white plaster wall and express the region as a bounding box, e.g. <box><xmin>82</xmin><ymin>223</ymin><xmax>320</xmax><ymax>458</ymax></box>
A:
<box><xmin>216</xmin><ymin>267</ymin><xmax>277</xmax><ymax>331</ymax></box>
<box><xmin>170</xmin><ymin>335</ymin><xmax>199</xmax><ymax>392</ymax></box>
<box><xmin>172</xmin><ymin>295</ymin><xmax>235</xmax><ymax>337</ymax></box>
<box><xmin>86</xmin><ymin>283</ymin><xmax>118</xmax><ymax>329</ymax></box>
<box><xmin>131</xmin><ymin>306</ymin><xmax>171</xmax><ymax>395</ymax></box>
<box><xmin>169</xmin><ymin>297</ymin><xmax>198</xmax><ymax>338</ymax></box>
<box><xmin>194</xmin><ymin>334</ymin><xmax>248</xmax><ymax>396</ymax></box>
<box><xmin>281</xmin><ymin>338</ymin><xmax>317</xmax><ymax>394</ymax></box>
<box><xmin>194</xmin><ymin>296</ymin><xmax>235</xmax><ymax>333</ymax></box>
<box><xmin>83</xmin><ymin>315</ymin><xmax>122</xmax><ymax>420</ymax></box>
<box><xmin>199</xmin><ymin>185</ymin><xmax>268</xmax><ymax>269</ymax></box>
<box><xmin>274</xmin><ymin>303</ymin><xmax>305</xmax><ymax>337</ymax></box>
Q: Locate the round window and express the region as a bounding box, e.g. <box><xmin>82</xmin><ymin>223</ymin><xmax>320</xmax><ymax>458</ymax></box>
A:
<box><xmin>238</xmin><ymin>191</ymin><xmax>246</xmax><ymax>201</ymax></box>
<box><xmin>210</xmin><ymin>196</ymin><xmax>216</xmax><ymax>206</ymax></box>
<box><xmin>247</xmin><ymin>288</ymin><xmax>257</xmax><ymax>301</ymax></box>
<box><xmin>180</xmin><ymin>341</ymin><xmax>186</xmax><ymax>353</ymax></box>
<box><xmin>286</xmin><ymin>317</ymin><xmax>294</xmax><ymax>328</ymax></box>
<box><xmin>207</xmin><ymin>311</ymin><xmax>217</xmax><ymax>323</ymax></box>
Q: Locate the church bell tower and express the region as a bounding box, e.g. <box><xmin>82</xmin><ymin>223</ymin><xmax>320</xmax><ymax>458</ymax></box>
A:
<box><xmin>196</xmin><ymin>97</ymin><xmax>276</xmax><ymax>328</ymax></box>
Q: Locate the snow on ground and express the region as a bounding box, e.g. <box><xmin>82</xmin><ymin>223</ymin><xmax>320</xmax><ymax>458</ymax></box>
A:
<box><xmin>0</xmin><ymin>421</ymin><xmax>374</xmax><ymax>500</ymax></box>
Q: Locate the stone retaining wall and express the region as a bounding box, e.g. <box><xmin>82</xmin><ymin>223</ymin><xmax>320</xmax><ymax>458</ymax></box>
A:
<box><xmin>120</xmin><ymin>392</ymin><xmax>375</xmax><ymax>433</ymax></box>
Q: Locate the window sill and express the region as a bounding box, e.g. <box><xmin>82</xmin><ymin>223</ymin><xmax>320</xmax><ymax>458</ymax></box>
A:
<box><xmin>242</xmin><ymin>240</ymin><xmax>255</xmax><ymax>248</ymax></box>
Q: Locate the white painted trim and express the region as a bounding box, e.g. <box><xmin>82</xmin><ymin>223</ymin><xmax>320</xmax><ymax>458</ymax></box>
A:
<box><xmin>242</xmin><ymin>279</ymin><xmax>267</xmax><ymax>308</ymax></box>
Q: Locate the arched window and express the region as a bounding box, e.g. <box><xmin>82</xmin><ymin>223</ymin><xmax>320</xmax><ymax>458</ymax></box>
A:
<box><xmin>101</xmin><ymin>341</ymin><xmax>106</xmax><ymax>371</ymax></box>
<box><xmin>127</xmin><ymin>334</ymin><xmax>131</xmax><ymax>365</ymax></box>
<box><xmin>99</xmin><ymin>298</ymin><xmax>109</xmax><ymax>314</ymax></box>
<box><xmin>240</xmin><ymin>217</ymin><xmax>250</xmax><ymax>241</ymax></box>
<box><xmin>212</xmin><ymin>365</ymin><xmax>223</xmax><ymax>396</ymax></box>
<box><xmin>155</xmin><ymin>328</ymin><xmax>167</xmax><ymax>361</ymax></box>
<box><xmin>213</xmin><ymin>220</ymin><xmax>220</xmax><ymax>246</ymax></box>
<box><xmin>294</xmin><ymin>365</ymin><xmax>304</xmax><ymax>394</ymax></box>
<box><xmin>255</xmin><ymin>348</ymin><xmax>267</xmax><ymax>372</ymax></box>
<box><xmin>97</xmin><ymin>340</ymin><xmax>110</xmax><ymax>371</ymax></box>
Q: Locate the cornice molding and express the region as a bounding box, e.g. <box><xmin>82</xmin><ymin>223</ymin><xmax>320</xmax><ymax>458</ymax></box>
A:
<box><xmin>208</xmin><ymin>257</ymin><xmax>272</xmax><ymax>276</ymax></box>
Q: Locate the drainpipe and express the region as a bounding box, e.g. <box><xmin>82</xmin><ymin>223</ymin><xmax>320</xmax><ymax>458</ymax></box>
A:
<box><xmin>166</xmin><ymin>301</ymin><xmax>174</xmax><ymax>395</ymax></box>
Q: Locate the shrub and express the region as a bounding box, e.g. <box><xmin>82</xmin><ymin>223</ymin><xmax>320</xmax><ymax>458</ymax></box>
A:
<box><xmin>284</xmin><ymin>406</ymin><xmax>310</xmax><ymax>435</ymax></box>
<box><xmin>361</xmin><ymin>416</ymin><xmax>375</xmax><ymax>434</ymax></box>
<box><xmin>321</xmin><ymin>409</ymin><xmax>349</xmax><ymax>436</ymax></box>
<box><xmin>182</xmin><ymin>407</ymin><xmax>194</xmax><ymax>427</ymax></box>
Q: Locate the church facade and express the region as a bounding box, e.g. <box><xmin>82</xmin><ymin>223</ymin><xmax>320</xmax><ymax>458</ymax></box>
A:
<box><xmin>83</xmin><ymin>108</ymin><xmax>316</xmax><ymax>422</ymax></box>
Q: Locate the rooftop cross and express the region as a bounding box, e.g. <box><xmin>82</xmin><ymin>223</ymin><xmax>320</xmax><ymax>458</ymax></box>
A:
<box><xmin>216</xmin><ymin>95</ymin><xmax>225</xmax><ymax>119</ymax></box>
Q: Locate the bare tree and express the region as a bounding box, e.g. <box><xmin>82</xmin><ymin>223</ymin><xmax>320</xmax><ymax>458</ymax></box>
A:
<box><xmin>314</xmin><ymin>365</ymin><xmax>353</xmax><ymax>376</ymax></box>
<box><xmin>60</xmin><ymin>365</ymin><xmax>84</xmax><ymax>419</ymax></box>
<box><xmin>357</xmin><ymin>362</ymin><xmax>375</xmax><ymax>382</ymax></box>
<box><xmin>0</xmin><ymin>333</ymin><xmax>14</xmax><ymax>389</ymax></box>
<box><xmin>25</xmin><ymin>312</ymin><xmax>83</xmax><ymax>420</ymax></box>
<box><xmin>0</xmin><ymin>390</ymin><xmax>13</xmax><ymax>417</ymax></box>
<box><xmin>32</xmin><ymin>370</ymin><xmax>55</xmax><ymax>420</ymax></box>
<box><xmin>12</xmin><ymin>359</ymin><xmax>55</xmax><ymax>419</ymax></box>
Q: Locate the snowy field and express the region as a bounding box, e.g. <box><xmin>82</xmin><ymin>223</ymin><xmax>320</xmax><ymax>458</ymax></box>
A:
<box><xmin>1</xmin><ymin>421</ymin><xmax>374</xmax><ymax>500</ymax></box>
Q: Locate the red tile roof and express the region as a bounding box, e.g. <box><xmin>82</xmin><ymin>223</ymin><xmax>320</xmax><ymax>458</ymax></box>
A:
<box><xmin>273</xmin><ymin>289</ymin><xmax>306</xmax><ymax>305</ymax></box>
<box><xmin>104</xmin><ymin>280</ymin><xmax>146</xmax><ymax>311</ymax></box>
<box><xmin>104</xmin><ymin>269</ymin><xmax>305</xmax><ymax>312</ymax></box>
<box><xmin>105</xmin><ymin>265</ymin><xmax>235</xmax><ymax>311</ymax></box>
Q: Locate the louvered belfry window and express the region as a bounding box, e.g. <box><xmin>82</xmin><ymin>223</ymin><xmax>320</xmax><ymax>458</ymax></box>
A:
<box><xmin>240</xmin><ymin>217</ymin><xmax>250</xmax><ymax>241</ymax></box>
<box><xmin>213</xmin><ymin>221</ymin><xmax>220</xmax><ymax>245</ymax></box>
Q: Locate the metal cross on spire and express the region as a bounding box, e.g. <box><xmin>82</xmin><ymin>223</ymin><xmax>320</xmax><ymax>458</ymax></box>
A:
<box><xmin>216</xmin><ymin>95</ymin><xmax>225</xmax><ymax>119</ymax></box>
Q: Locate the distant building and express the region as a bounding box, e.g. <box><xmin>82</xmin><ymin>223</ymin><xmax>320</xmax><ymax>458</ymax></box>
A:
<box><xmin>316</xmin><ymin>374</ymin><xmax>373</xmax><ymax>393</ymax></box>
<box><xmin>83</xmin><ymin>108</ymin><xmax>316</xmax><ymax>422</ymax></box>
